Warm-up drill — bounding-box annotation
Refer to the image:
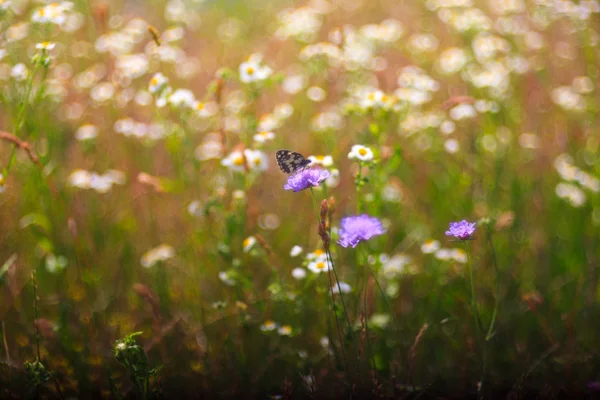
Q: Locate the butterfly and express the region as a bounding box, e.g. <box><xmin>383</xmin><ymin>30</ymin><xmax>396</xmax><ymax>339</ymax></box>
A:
<box><xmin>275</xmin><ymin>149</ymin><xmax>312</xmax><ymax>174</ymax></box>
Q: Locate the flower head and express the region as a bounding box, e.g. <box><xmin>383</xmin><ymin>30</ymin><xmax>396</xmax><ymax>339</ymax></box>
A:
<box><xmin>337</xmin><ymin>214</ymin><xmax>385</xmax><ymax>248</ymax></box>
<box><xmin>284</xmin><ymin>167</ymin><xmax>330</xmax><ymax>192</ymax></box>
<box><xmin>239</xmin><ymin>54</ymin><xmax>272</xmax><ymax>83</ymax></box>
<box><xmin>348</xmin><ymin>144</ymin><xmax>374</xmax><ymax>162</ymax></box>
<box><xmin>445</xmin><ymin>220</ymin><xmax>476</xmax><ymax>241</ymax></box>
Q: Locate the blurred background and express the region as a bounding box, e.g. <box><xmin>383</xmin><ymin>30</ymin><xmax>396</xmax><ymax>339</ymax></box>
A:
<box><xmin>0</xmin><ymin>0</ymin><xmax>599</xmax><ymax>397</ymax></box>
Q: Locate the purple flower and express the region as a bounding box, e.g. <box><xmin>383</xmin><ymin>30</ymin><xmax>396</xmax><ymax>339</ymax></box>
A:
<box><xmin>284</xmin><ymin>167</ymin><xmax>330</xmax><ymax>192</ymax></box>
<box><xmin>337</xmin><ymin>214</ymin><xmax>385</xmax><ymax>248</ymax></box>
<box><xmin>445</xmin><ymin>220</ymin><xmax>476</xmax><ymax>241</ymax></box>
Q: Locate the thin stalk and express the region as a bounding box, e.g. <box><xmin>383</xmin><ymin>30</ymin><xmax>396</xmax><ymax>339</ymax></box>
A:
<box><xmin>485</xmin><ymin>225</ymin><xmax>500</xmax><ymax>341</ymax></box>
<box><xmin>463</xmin><ymin>241</ymin><xmax>485</xmax><ymax>399</ymax></box>
<box><xmin>360</xmin><ymin>246</ymin><xmax>376</xmax><ymax>373</ymax></box>
<box><xmin>5</xmin><ymin>63</ymin><xmax>41</xmax><ymax>175</ymax></box>
<box><xmin>32</xmin><ymin>270</ymin><xmax>41</xmax><ymax>361</ymax></box>
<box><xmin>326</xmin><ymin>248</ymin><xmax>360</xmax><ymax>363</ymax></box>
<box><xmin>310</xmin><ymin>188</ymin><xmax>359</xmax><ymax>363</ymax></box>
<box><xmin>327</xmin><ymin>266</ymin><xmax>348</xmax><ymax>372</ymax></box>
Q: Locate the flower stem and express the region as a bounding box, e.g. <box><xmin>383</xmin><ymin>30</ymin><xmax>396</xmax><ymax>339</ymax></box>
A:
<box><xmin>310</xmin><ymin>188</ymin><xmax>359</xmax><ymax>365</ymax></box>
<box><xmin>327</xmin><ymin>247</ymin><xmax>360</xmax><ymax>363</ymax></box>
<box><xmin>360</xmin><ymin>246</ymin><xmax>376</xmax><ymax>373</ymax></box>
<box><xmin>5</xmin><ymin>63</ymin><xmax>41</xmax><ymax>175</ymax></box>
<box><xmin>485</xmin><ymin>225</ymin><xmax>501</xmax><ymax>341</ymax></box>
<box><xmin>463</xmin><ymin>241</ymin><xmax>485</xmax><ymax>399</ymax></box>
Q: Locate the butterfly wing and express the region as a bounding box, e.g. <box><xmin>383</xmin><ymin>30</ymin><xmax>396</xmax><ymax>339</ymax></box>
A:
<box><xmin>276</xmin><ymin>149</ymin><xmax>312</xmax><ymax>174</ymax></box>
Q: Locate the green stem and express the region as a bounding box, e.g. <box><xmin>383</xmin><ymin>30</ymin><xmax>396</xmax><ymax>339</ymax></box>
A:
<box><xmin>5</xmin><ymin>62</ymin><xmax>42</xmax><ymax>175</ymax></box>
<box><xmin>310</xmin><ymin>188</ymin><xmax>359</xmax><ymax>363</ymax></box>
<box><xmin>326</xmin><ymin>247</ymin><xmax>360</xmax><ymax>363</ymax></box>
<box><xmin>32</xmin><ymin>269</ymin><xmax>41</xmax><ymax>361</ymax></box>
<box><xmin>360</xmin><ymin>246</ymin><xmax>376</xmax><ymax>373</ymax></box>
<box><xmin>463</xmin><ymin>241</ymin><xmax>485</xmax><ymax>399</ymax></box>
<box><xmin>355</xmin><ymin>163</ymin><xmax>363</xmax><ymax>213</ymax></box>
<box><xmin>485</xmin><ymin>225</ymin><xmax>501</xmax><ymax>341</ymax></box>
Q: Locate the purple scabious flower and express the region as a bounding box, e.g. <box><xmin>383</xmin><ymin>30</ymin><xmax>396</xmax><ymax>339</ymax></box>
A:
<box><xmin>284</xmin><ymin>167</ymin><xmax>330</xmax><ymax>192</ymax></box>
<box><xmin>445</xmin><ymin>220</ymin><xmax>476</xmax><ymax>241</ymax></box>
<box><xmin>337</xmin><ymin>214</ymin><xmax>385</xmax><ymax>248</ymax></box>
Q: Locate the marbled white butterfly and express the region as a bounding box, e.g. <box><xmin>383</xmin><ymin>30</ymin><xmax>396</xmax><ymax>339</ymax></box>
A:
<box><xmin>275</xmin><ymin>149</ymin><xmax>312</xmax><ymax>174</ymax></box>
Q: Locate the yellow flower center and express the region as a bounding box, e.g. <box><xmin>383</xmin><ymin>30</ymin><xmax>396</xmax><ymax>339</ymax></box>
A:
<box><xmin>246</xmin><ymin>66</ymin><xmax>255</xmax><ymax>75</ymax></box>
<box><xmin>243</xmin><ymin>237</ymin><xmax>252</xmax><ymax>247</ymax></box>
<box><xmin>358</xmin><ymin>148</ymin><xmax>368</xmax><ymax>156</ymax></box>
<box><xmin>316</xmin><ymin>261</ymin><xmax>326</xmax><ymax>270</ymax></box>
<box><xmin>280</xmin><ymin>325</ymin><xmax>292</xmax><ymax>334</ymax></box>
<box><xmin>196</xmin><ymin>102</ymin><xmax>205</xmax><ymax>110</ymax></box>
<box><xmin>233</xmin><ymin>156</ymin><xmax>245</xmax><ymax>166</ymax></box>
<box><xmin>316</xmin><ymin>155</ymin><xmax>325</xmax><ymax>161</ymax></box>
<box><xmin>254</xmin><ymin>158</ymin><xmax>262</xmax><ymax>166</ymax></box>
<box><xmin>368</xmin><ymin>93</ymin><xmax>375</xmax><ymax>100</ymax></box>
<box><xmin>313</xmin><ymin>249</ymin><xmax>325</xmax><ymax>256</ymax></box>
<box><xmin>151</xmin><ymin>77</ymin><xmax>158</xmax><ymax>86</ymax></box>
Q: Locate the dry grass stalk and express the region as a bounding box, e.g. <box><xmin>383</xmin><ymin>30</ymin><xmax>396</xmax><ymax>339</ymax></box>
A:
<box><xmin>0</xmin><ymin>131</ymin><xmax>41</xmax><ymax>167</ymax></box>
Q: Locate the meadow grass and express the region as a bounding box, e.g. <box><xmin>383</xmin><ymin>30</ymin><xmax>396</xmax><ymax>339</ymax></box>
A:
<box><xmin>0</xmin><ymin>0</ymin><xmax>599</xmax><ymax>398</ymax></box>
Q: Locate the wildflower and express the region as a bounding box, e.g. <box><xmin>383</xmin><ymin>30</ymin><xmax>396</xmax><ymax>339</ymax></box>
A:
<box><xmin>35</xmin><ymin>42</ymin><xmax>56</xmax><ymax>51</ymax></box>
<box><xmin>11</xmin><ymin>63</ymin><xmax>28</xmax><ymax>81</ymax></box>
<box><xmin>221</xmin><ymin>151</ymin><xmax>246</xmax><ymax>172</ymax></box>
<box><xmin>290</xmin><ymin>245</ymin><xmax>303</xmax><ymax>257</ymax></box>
<box><xmin>140</xmin><ymin>244</ymin><xmax>175</xmax><ymax>268</ymax></box>
<box><xmin>239</xmin><ymin>54</ymin><xmax>272</xmax><ymax>83</ymax></box>
<box><xmin>307</xmin><ymin>258</ymin><xmax>331</xmax><ymax>273</ymax></box>
<box><xmin>445</xmin><ymin>220</ymin><xmax>476</xmax><ymax>241</ymax></box>
<box><xmin>555</xmin><ymin>183</ymin><xmax>586</xmax><ymax>207</ymax></box>
<box><xmin>75</xmin><ymin>124</ymin><xmax>98</xmax><ymax>141</ymax></box>
<box><xmin>306</xmin><ymin>86</ymin><xmax>326</xmax><ymax>102</ymax></box>
<box><xmin>451</xmin><ymin>248</ymin><xmax>468</xmax><ymax>264</ymax></box>
<box><xmin>332</xmin><ymin>282</ymin><xmax>352</xmax><ymax>294</ymax></box>
<box><xmin>278</xmin><ymin>325</ymin><xmax>293</xmax><ymax>336</ymax></box>
<box><xmin>31</xmin><ymin>2</ymin><xmax>73</xmax><ymax>25</ymax></box>
<box><xmin>195</xmin><ymin>134</ymin><xmax>223</xmax><ymax>161</ymax></box>
<box><xmin>0</xmin><ymin>0</ymin><xmax>11</xmax><ymax>11</ymax></box>
<box><xmin>283</xmin><ymin>167</ymin><xmax>330</xmax><ymax>192</ymax></box>
<box><xmin>253</xmin><ymin>131</ymin><xmax>275</xmax><ymax>143</ymax></box>
<box><xmin>260</xmin><ymin>320</ymin><xmax>278</xmax><ymax>332</ymax></box>
<box><xmin>348</xmin><ymin>144</ymin><xmax>374</xmax><ymax>162</ymax></box>
<box><xmin>381</xmin><ymin>254</ymin><xmax>411</xmax><ymax>279</ymax></box>
<box><xmin>337</xmin><ymin>214</ymin><xmax>385</xmax><ymax>248</ymax></box>
<box><xmin>421</xmin><ymin>239</ymin><xmax>440</xmax><ymax>254</ymax></box>
<box><xmin>116</xmin><ymin>54</ymin><xmax>148</xmax><ymax>79</ymax></box>
<box><xmin>291</xmin><ymin>268</ymin><xmax>306</xmax><ymax>280</ymax></box>
<box><xmin>307</xmin><ymin>155</ymin><xmax>334</xmax><ymax>167</ymax></box>
<box><xmin>434</xmin><ymin>248</ymin><xmax>453</xmax><ymax>261</ymax></box>
<box><xmin>219</xmin><ymin>271</ymin><xmax>236</xmax><ymax>286</ymax></box>
<box><xmin>437</xmin><ymin>47</ymin><xmax>468</xmax><ymax>74</ymax></box>
<box><xmin>243</xmin><ymin>236</ymin><xmax>257</xmax><ymax>253</ymax></box>
<box><xmin>275</xmin><ymin>7</ymin><xmax>322</xmax><ymax>42</ymax></box>
<box><xmin>148</xmin><ymin>73</ymin><xmax>169</xmax><ymax>94</ymax></box>
<box><xmin>195</xmin><ymin>101</ymin><xmax>217</xmax><ymax>118</ymax></box>
<box><xmin>244</xmin><ymin>149</ymin><xmax>268</xmax><ymax>172</ymax></box>
<box><xmin>46</xmin><ymin>253</ymin><xmax>68</xmax><ymax>273</ymax></box>
<box><xmin>306</xmin><ymin>249</ymin><xmax>326</xmax><ymax>261</ymax></box>
<box><xmin>325</xmin><ymin>169</ymin><xmax>340</xmax><ymax>188</ymax></box>
<box><xmin>168</xmin><ymin>89</ymin><xmax>195</xmax><ymax>109</ymax></box>
<box><xmin>0</xmin><ymin>174</ymin><xmax>5</xmax><ymax>193</ymax></box>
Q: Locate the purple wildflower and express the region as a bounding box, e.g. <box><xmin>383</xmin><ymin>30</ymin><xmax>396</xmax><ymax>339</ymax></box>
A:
<box><xmin>337</xmin><ymin>214</ymin><xmax>385</xmax><ymax>248</ymax></box>
<box><xmin>445</xmin><ymin>220</ymin><xmax>476</xmax><ymax>241</ymax></box>
<box><xmin>284</xmin><ymin>167</ymin><xmax>330</xmax><ymax>192</ymax></box>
